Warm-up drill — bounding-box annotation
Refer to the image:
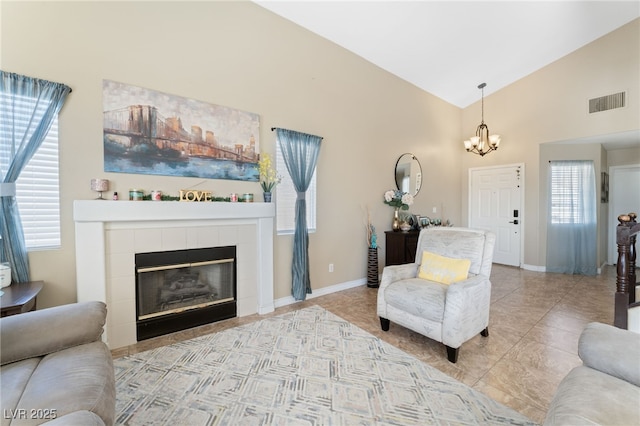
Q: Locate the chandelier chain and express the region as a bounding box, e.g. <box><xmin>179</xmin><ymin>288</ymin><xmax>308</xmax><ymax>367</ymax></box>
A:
<box><xmin>463</xmin><ymin>82</ymin><xmax>500</xmax><ymax>157</ymax></box>
<box><xmin>480</xmin><ymin>85</ymin><xmax>484</xmax><ymax>124</ymax></box>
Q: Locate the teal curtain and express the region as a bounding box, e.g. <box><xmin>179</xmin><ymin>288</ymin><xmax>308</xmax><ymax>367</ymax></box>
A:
<box><xmin>546</xmin><ymin>160</ymin><xmax>597</xmax><ymax>275</ymax></box>
<box><xmin>276</xmin><ymin>128</ymin><xmax>322</xmax><ymax>301</ymax></box>
<box><xmin>0</xmin><ymin>71</ymin><xmax>71</xmax><ymax>282</ymax></box>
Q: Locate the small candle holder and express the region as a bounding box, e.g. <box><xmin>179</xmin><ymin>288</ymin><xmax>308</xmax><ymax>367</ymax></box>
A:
<box><xmin>91</xmin><ymin>179</ymin><xmax>109</xmax><ymax>200</ymax></box>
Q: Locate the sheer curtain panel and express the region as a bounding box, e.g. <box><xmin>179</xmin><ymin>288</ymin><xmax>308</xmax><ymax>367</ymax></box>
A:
<box><xmin>275</xmin><ymin>128</ymin><xmax>322</xmax><ymax>301</ymax></box>
<box><xmin>546</xmin><ymin>160</ymin><xmax>597</xmax><ymax>275</ymax></box>
<box><xmin>0</xmin><ymin>71</ymin><xmax>71</xmax><ymax>282</ymax></box>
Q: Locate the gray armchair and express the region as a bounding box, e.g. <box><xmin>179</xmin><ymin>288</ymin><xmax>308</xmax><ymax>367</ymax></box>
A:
<box><xmin>377</xmin><ymin>227</ymin><xmax>496</xmax><ymax>363</ymax></box>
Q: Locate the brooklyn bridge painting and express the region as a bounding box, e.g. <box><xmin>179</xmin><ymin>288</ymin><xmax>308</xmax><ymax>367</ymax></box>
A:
<box><xmin>102</xmin><ymin>80</ymin><xmax>260</xmax><ymax>181</ymax></box>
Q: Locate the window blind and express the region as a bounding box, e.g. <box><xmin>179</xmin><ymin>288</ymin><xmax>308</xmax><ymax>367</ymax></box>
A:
<box><xmin>549</xmin><ymin>161</ymin><xmax>595</xmax><ymax>225</ymax></box>
<box><xmin>275</xmin><ymin>142</ymin><xmax>317</xmax><ymax>235</ymax></box>
<box><xmin>0</xmin><ymin>92</ymin><xmax>61</xmax><ymax>250</ymax></box>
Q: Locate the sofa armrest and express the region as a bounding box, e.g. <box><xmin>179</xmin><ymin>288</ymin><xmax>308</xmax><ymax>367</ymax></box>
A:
<box><xmin>1</xmin><ymin>301</ymin><xmax>107</xmax><ymax>365</ymax></box>
<box><xmin>578</xmin><ymin>322</ymin><xmax>640</xmax><ymax>387</ymax></box>
<box><xmin>42</xmin><ymin>410</ymin><xmax>106</xmax><ymax>425</ymax></box>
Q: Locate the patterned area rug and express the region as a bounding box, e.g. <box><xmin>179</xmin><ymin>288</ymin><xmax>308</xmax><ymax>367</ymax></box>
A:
<box><xmin>114</xmin><ymin>306</ymin><xmax>537</xmax><ymax>425</ymax></box>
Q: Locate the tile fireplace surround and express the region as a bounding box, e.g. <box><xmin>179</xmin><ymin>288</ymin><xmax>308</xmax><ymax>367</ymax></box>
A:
<box><xmin>73</xmin><ymin>200</ymin><xmax>275</xmax><ymax>349</ymax></box>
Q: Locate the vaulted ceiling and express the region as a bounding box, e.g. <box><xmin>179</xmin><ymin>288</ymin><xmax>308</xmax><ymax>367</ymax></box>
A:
<box><xmin>254</xmin><ymin>1</ymin><xmax>639</xmax><ymax>108</ymax></box>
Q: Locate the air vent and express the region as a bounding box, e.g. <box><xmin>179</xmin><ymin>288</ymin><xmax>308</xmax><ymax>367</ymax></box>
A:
<box><xmin>589</xmin><ymin>91</ymin><xmax>625</xmax><ymax>113</ymax></box>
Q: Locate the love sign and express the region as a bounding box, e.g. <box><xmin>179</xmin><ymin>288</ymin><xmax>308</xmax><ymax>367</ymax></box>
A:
<box><xmin>179</xmin><ymin>190</ymin><xmax>213</xmax><ymax>202</ymax></box>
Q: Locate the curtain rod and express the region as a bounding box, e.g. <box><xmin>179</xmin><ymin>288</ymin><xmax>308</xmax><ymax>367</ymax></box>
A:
<box><xmin>2</xmin><ymin>71</ymin><xmax>72</xmax><ymax>93</ymax></box>
<box><xmin>270</xmin><ymin>127</ymin><xmax>324</xmax><ymax>140</ymax></box>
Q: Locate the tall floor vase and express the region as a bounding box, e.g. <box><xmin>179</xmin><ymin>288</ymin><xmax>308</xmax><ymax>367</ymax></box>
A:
<box><xmin>367</xmin><ymin>247</ymin><xmax>379</xmax><ymax>288</ymax></box>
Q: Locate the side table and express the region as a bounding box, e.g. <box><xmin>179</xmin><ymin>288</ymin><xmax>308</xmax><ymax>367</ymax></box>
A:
<box><xmin>0</xmin><ymin>281</ymin><xmax>44</xmax><ymax>317</ymax></box>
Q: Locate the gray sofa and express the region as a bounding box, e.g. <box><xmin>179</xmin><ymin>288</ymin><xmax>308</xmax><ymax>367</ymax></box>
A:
<box><xmin>1</xmin><ymin>301</ymin><xmax>115</xmax><ymax>425</ymax></box>
<box><xmin>544</xmin><ymin>322</ymin><xmax>640</xmax><ymax>425</ymax></box>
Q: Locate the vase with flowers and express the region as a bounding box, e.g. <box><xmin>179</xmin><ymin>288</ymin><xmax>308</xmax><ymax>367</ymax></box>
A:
<box><xmin>365</xmin><ymin>207</ymin><xmax>379</xmax><ymax>287</ymax></box>
<box><xmin>258</xmin><ymin>153</ymin><xmax>281</xmax><ymax>202</ymax></box>
<box><xmin>383</xmin><ymin>189</ymin><xmax>414</xmax><ymax>231</ymax></box>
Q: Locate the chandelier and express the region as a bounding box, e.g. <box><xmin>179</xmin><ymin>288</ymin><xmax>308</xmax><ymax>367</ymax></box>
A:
<box><xmin>463</xmin><ymin>83</ymin><xmax>500</xmax><ymax>156</ymax></box>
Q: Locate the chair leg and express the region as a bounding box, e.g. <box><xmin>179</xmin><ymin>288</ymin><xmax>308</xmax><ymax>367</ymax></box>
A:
<box><xmin>480</xmin><ymin>327</ymin><xmax>489</xmax><ymax>337</ymax></box>
<box><xmin>446</xmin><ymin>345</ymin><xmax>459</xmax><ymax>363</ymax></box>
<box><xmin>379</xmin><ymin>317</ymin><xmax>390</xmax><ymax>331</ymax></box>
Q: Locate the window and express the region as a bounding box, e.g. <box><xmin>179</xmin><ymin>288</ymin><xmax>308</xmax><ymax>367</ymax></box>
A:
<box><xmin>0</xmin><ymin>92</ymin><xmax>61</xmax><ymax>250</ymax></box>
<box><xmin>549</xmin><ymin>160</ymin><xmax>596</xmax><ymax>225</ymax></box>
<box><xmin>275</xmin><ymin>142</ymin><xmax>317</xmax><ymax>234</ymax></box>
<box><xmin>547</xmin><ymin>160</ymin><xmax>597</xmax><ymax>275</ymax></box>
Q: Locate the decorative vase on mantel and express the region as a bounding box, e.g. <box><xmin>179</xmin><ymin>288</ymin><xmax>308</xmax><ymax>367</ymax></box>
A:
<box><xmin>392</xmin><ymin>208</ymin><xmax>400</xmax><ymax>232</ymax></box>
<box><xmin>263</xmin><ymin>192</ymin><xmax>272</xmax><ymax>202</ymax></box>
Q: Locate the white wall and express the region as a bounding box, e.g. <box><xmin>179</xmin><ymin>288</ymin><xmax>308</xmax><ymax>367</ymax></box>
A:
<box><xmin>608</xmin><ymin>163</ymin><xmax>640</xmax><ymax>264</ymax></box>
<box><xmin>1</xmin><ymin>1</ymin><xmax>461</xmax><ymax>308</ymax></box>
<box><xmin>460</xmin><ymin>19</ymin><xmax>640</xmax><ymax>269</ymax></box>
<box><xmin>2</xmin><ymin>3</ymin><xmax>638</xmax><ymax>307</ymax></box>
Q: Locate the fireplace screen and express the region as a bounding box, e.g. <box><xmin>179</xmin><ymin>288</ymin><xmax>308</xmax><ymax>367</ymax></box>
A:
<box><xmin>135</xmin><ymin>246</ymin><xmax>236</xmax><ymax>340</ymax></box>
<box><xmin>137</xmin><ymin>259</ymin><xmax>234</xmax><ymax>319</ymax></box>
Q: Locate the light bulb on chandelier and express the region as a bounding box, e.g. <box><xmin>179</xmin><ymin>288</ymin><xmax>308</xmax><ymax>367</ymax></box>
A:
<box><xmin>463</xmin><ymin>83</ymin><xmax>501</xmax><ymax>157</ymax></box>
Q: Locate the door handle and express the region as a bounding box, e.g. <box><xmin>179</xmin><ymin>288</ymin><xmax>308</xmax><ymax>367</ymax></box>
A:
<box><xmin>509</xmin><ymin>220</ymin><xmax>519</xmax><ymax>225</ymax></box>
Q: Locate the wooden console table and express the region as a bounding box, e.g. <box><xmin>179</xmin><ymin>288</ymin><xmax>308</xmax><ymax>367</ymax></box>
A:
<box><xmin>1</xmin><ymin>281</ymin><xmax>44</xmax><ymax>317</ymax></box>
<box><xmin>385</xmin><ymin>230</ymin><xmax>419</xmax><ymax>266</ymax></box>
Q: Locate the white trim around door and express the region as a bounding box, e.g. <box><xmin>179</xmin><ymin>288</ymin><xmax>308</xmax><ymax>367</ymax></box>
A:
<box><xmin>469</xmin><ymin>163</ymin><xmax>525</xmax><ymax>268</ymax></box>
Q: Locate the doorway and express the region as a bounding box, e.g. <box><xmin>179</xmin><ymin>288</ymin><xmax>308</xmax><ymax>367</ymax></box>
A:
<box><xmin>608</xmin><ymin>164</ymin><xmax>640</xmax><ymax>264</ymax></box>
<box><xmin>469</xmin><ymin>164</ymin><xmax>524</xmax><ymax>267</ymax></box>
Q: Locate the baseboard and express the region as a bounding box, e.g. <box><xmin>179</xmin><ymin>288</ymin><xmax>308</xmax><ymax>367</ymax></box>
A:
<box><xmin>597</xmin><ymin>261</ymin><xmax>610</xmax><ymax>275</ymax></box>
<box><xmin>274</xmin><ymin>278</ymin><xmax>367</xmax><ymax>308</ymax></box>
<box><xmin>521</xmin><ymin>263</ymin><xmax>607</xmax><ymax>274</ymax></box>
<box><xmin>521</xmin><ymin>264</ymin><xmax>545</xmax><ymax>272</ymax></box>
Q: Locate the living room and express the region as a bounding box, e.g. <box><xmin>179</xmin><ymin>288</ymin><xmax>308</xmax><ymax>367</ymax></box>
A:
<box><xmin>1</xmin><ymin>1</ymin><xmax>639</xmax><ymax>424</ymax></box>
<box><xmin>1</xmin><ymin>1</ymin><xmax>638</xmax><ymax>310</ymax></box>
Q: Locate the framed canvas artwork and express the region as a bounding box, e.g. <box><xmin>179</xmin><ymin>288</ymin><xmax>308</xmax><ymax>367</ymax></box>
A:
<box><xmin>102</xmin><ymin>80</ymin><xmax>259</xmax><ymax>181</ymax></box>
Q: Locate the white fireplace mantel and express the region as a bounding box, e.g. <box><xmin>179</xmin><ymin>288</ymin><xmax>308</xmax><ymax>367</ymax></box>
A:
<box><xmin>73</xmin><ymin>199</ymin><xmax>275</xmax><ymax>223</ymax></box>
<box><xmin>73</xmin><ymin>200</ymin><xmax>275</xmax><ymax>348</ymax></box>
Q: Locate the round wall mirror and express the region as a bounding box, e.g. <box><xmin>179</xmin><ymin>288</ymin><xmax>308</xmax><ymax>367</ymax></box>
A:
<box><xmin>395</xmin><ymin>153</ymin><xmax>422</xmax><ymax>196</ymax></box>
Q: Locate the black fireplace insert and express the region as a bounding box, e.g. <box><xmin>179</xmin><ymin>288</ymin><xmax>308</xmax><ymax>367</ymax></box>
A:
<box><xmin>135</xmin><ymin>246</ymin><xmax>237</xmax><ymax>340</ymax></box>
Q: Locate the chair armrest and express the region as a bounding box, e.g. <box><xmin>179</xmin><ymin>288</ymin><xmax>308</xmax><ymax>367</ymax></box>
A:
<box><xmin>578</xmin><ymin>322</ymin><xmax>640</xmax><ymax>387</ymax></box>
<box><xmin>0</xmin><ymin>301</ymin><xmax>107</xmax><ymax>365</ymax></box>
<box><xmin>378</xmin><ymin>263</ymin><xmax>419</xmax><ymax>292</ymax></box>
<box><xmin>442</xmin><ymin>275</ymin><xmax>492</xmax><ymax>348</ymax></box>
<box><xmin>377</xmin><ymin>263</ymin><xmax>419</xmax><ymax>317</ymax></box>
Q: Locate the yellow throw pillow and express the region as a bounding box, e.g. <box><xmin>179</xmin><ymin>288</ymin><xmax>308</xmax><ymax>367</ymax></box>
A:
<box><xmin>418</xmin><ymin>251</ymin><xmax>471</xmax><ymax>285</ymax></box>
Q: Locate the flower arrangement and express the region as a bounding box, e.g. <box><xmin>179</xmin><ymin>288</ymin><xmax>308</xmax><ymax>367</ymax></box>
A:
<box><xmin>257</xmin><ymin>153</ymin><xmax>281</xmax><ymax>193</ymax></box>
<box><xmin>383</xmin><ymin>189</ymin><xmax>414</xmax><ymax>210</ymax></box>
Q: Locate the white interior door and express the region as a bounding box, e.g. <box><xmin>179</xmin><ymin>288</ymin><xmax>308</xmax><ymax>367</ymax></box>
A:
<box><xmin>469</xmin><ymin>164</ymin><xmax>523</xmax><ymax>267</ymax></box>
<box><xmin>608</xmin><ymin>164</ymin><xmax>640</xmax><ymax>264</ymax></box>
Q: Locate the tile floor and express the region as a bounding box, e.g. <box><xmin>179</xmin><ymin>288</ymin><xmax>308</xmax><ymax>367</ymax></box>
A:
<box><xmin>112</xmin><ymin>263</ymin><xmax>619</xmax><ymax>424</ymax></box>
